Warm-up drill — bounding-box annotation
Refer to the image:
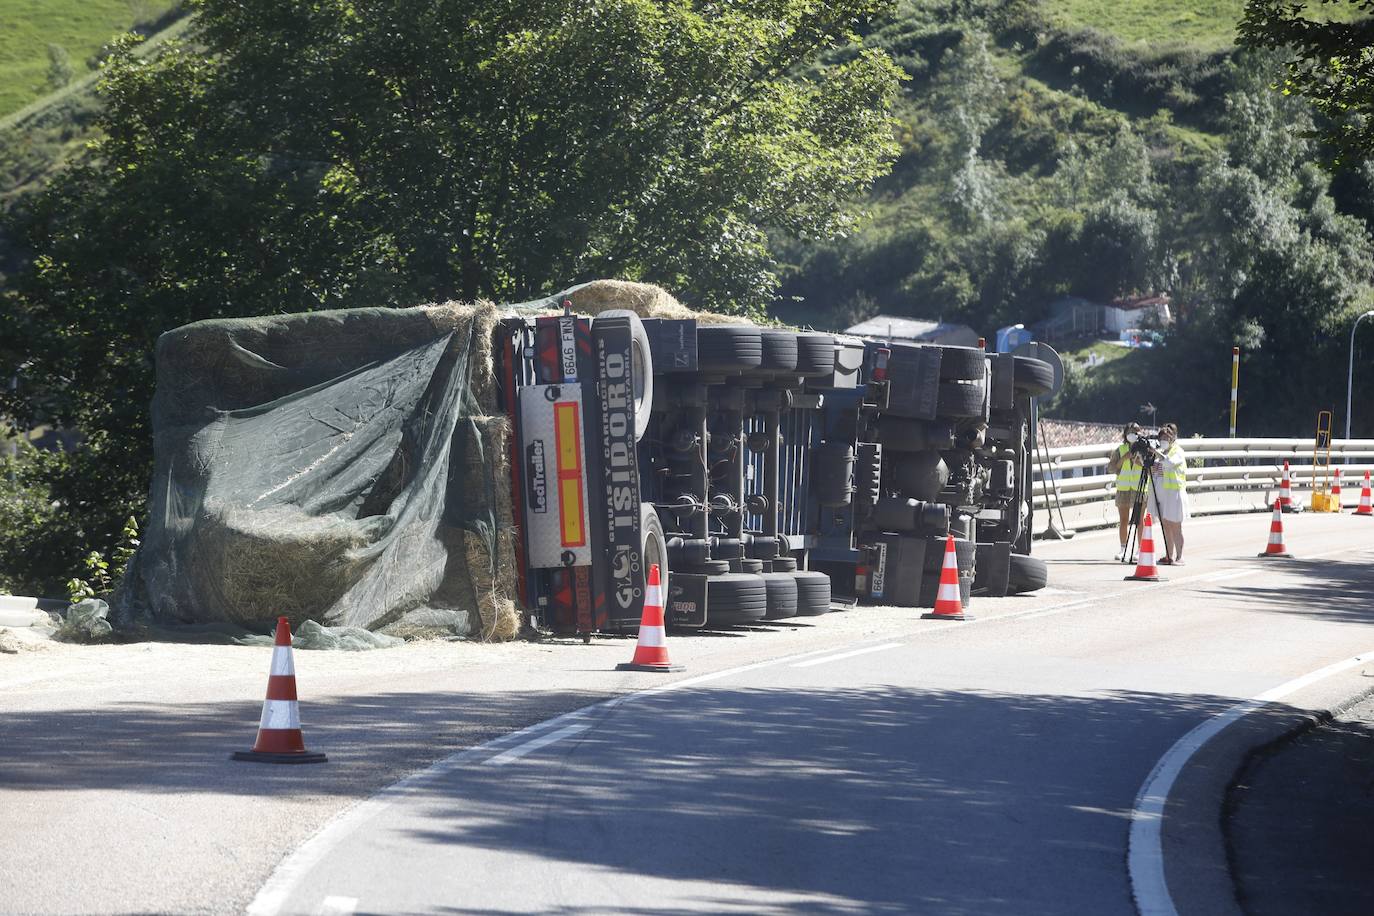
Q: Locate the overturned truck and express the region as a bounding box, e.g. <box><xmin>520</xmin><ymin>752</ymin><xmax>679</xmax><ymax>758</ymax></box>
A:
<box><xmin>500</xmin><ymin>298</ymin><xmax>1054</xmax><ymax>637</ymax></box>
<box><xmin>119</xmin><ymin>281</ymin><xmax>1052</xmax><ymax>639</ymax></box>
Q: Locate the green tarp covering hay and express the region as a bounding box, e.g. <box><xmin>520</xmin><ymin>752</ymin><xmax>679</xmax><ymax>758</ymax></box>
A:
<box><xmin>116</xmin><ymin>300</ymin><xmax>519</xmax><ymax>640</ymax></box>
<box><xmin>115</xmin><ymin>280</ymin><xmax>731</xmax><ymax>642</ymax></box>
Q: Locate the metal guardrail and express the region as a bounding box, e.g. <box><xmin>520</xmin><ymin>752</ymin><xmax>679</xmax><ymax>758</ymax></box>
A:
<box><xmin>1031</xmin><ymin>437</ymin><xmax>1374</xmax><ymax>535</ymax></box>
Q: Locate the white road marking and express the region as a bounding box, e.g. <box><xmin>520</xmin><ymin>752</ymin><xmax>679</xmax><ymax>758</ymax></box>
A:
<box><xmin>791</xmin><ymin>643</ymin><xmax>904</xmax><ymax>668</ymax></box>
<box><xmin>1127</xmin><ymin>649</ymin><xmax>1374</xmax><ymax>916</ymax></box>
<box><xmin>485</xmin><ymin>723</ymin><xmax>591</xmax><ymax>766</ymax></box>
<box><xmin>248</xmin><ymin>542</ymin><xmax>1374</xmax><ymax>915</ymax></box>
<box><xmin>315</xmin><ymin>896</ymin><xmax>356</xmax><ymax>915</ymax></box>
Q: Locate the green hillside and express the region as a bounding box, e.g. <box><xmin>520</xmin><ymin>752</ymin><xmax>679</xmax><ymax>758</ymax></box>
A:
<box><xmin>1045</xmin><ymin>0</ymin><xmax>1362</xmax><ymax>49</ymax></box>
<box><xmin>0</xmin><ymin>1</ymin><xmax>178</xmax><ymax>117</ymax></box>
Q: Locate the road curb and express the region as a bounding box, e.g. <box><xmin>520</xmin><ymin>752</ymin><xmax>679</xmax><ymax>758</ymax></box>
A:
<box><xmin>1220</xmin><ymin>677</ymin><xmax>1374</xmax><ymax>914</ymax></box>
<box><xmin>1160</xmin><ymin>662</ymin><xmax>1374</xmax><ymax>916</ymax></box>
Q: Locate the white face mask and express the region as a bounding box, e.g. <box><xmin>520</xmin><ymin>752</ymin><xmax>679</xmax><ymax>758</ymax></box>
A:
<box><xmin>1126</xmin><ymin>433</ymin><xmax>1138</xmax><ymax>443</ymax></box>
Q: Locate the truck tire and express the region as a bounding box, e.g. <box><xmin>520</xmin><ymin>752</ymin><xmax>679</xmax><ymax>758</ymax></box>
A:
<box><xmin>938</xmin><ymin>346</ymin><xmax>986</xmax><ymax>381</ymax></box>
<box><xmin>705</xmin><ymin>573</ymin><xmax>768</xmax><ymax>626</ymax></box>
<box><xmin>697</xmin><ymin>326</ymin><xmax>763</xmax><ymax>373</ymax></box>
<box><xmin>922</xmin><ymin>535</ymin><xmax>976</xmax><ymax>573</ymax></box>
<box><xmin>936</xmin><ymin>380</ymin><xmax>987</xmax><ymax>419</ymax></box>
<box><xmin>641</xmin><ymin>504</ymin><xmax>669</xmax><ymax>593</ymax></box>
<box><xmin>759</xmin><ymin>330</ymin><xmax>799</xmax><ymax>373</ymax></box>
<box><xmin>679</xmin><ymin>559</ymin><xmax>730</xmax><ymax>576</ymax></box>
<box><xmin>1007</xmin><ymin>553</ymin><xmax>1048</xmax><ymax>594</ymax></box>
<box><xmin>597</xmin><ymin>310</ymin><xmax>654</xmax><ymax>440</ymax></box>
<box><xmin>1012</xmin><ymin>356</ymin><xmax>1054</xmax><ymax>397</ymax></box>
<box><xmin>760</xmin><ymin>572</ymin><xmax>799</xmax><ymax>620</ymax></box>
<box><xmin>918</xmin><ymin>567</ymin><xmax>973</xmax><ymax>608</ymax></box>
<box><xmin>737</xmin><ymin>558</ymin><xmax>765</xmax><ymax>574</ymax></box>
<box><xmin>877</xmin><ymin>418</ymin><xmax>955</xmax><ymax>453</ymax></box>
<box><xmin>794</xmin><ymin>333</ymin><xmax>836</xmax><ymax>377</ymax></box>
<box><xmin>792</xmin><ymin>570</ymin><xmax>831</xmax><ymax>616</ymax></box>
<box><xmin>892</xmin><ymin>451</ymin><xmax>948</xmax><ymax>502</ymax></box>
<box><xmin>770</xmin><ymin>556</ymin><xmax>798</xmax><ymax>572</ymax></box>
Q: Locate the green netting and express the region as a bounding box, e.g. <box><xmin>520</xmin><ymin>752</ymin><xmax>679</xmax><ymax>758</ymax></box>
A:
<box><xmin>115</xmin><ymin>301</ymin><xmax>517</xmax><ymax>639</ymax></box>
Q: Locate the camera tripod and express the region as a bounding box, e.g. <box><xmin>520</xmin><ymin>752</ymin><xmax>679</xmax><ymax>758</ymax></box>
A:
<box><xmin>1121</xmin><ymin>451</ymin><xmax>1172</xmax><ymax>563</ymax></box>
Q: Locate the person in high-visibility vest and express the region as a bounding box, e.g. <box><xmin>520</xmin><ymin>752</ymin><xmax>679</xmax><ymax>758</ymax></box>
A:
<box><xmin>1107</xmin><ymin>422</ymin><xmax>1145</xmax><ymax>560</ymax></box>
<box><xmin>1147</xmin><ymin>422</ymin><xmax>1190</xmax><ymax>565</ymax></box>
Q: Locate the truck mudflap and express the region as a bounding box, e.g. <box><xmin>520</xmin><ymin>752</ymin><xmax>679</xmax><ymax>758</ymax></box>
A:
<box><xmin>664</xmin><ymin>572</ymin><xmax>708</xmax><ymax>628</ymax></box>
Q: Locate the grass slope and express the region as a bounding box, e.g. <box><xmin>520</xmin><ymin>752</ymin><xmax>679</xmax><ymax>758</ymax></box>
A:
<box><xmin>1045</xmin><ymin>0</ymin><xmax>1364</xmax><ymax>49</ymax></box>
<box><xmin>0</xmin><ymin>0</ymin><xmax>176</xmax><ymax>117</ymax></box>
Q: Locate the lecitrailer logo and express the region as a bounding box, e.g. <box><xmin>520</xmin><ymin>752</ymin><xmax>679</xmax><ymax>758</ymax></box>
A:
<box><xmin>526</xmin><ymin>439</ymin><xmax>548</xmax><ymax>513</ymax></box>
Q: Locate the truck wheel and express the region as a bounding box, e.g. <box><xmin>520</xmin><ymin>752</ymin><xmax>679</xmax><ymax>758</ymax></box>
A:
<box><xmin>1012</xmin><ymin>356</ymin><xmax>1054</xmax><ymax>398</ymax></box>
<box><xmin>794</xmin><ymin>333</ymin><xmax>837</xmax><ymax>377</ymax></box>
<box><xmin>679</xmin><ymin>560</ymin><xmax>730</xmax><ymax>576</ymax></box>
<box><xmin>917</xmin><ymin>566</ymin><xmax>973</xmax><ymax>608</ymax></box>
<box><xmin>705</xmin><ymin>573</ymin><xmax>768</xmax><ymax>626</ymax></box>
<box><xmin>792</xmin><ymin>570</ymin><xmax>831</xmax><ymax>616</ymax></box>
<box><xmin>935</xmin><ymin>380</ymin><xmax>987</xmax><ymax>419</ymax></box>
<box><xmin>598</xmin><ymin>310</ymin><xmax>654</xmax><ymax>440</ymax></box>
<box><xmin>922</xmin><ymin>535</ymin><xmax>976</xmax><ymax>573</ymax></box>
<box><xmin>1007</xmin><ymin>553</ymin><xmax>1048</xmax><ymax>594</ymax></box>
<box><xmin>760</xmin><ymin>572</ymin><xmax>799</xmax><ymax>620</ymax></box>
<box><xmin>641</xmin><ymin>503</ymin><xmax>670</xmax><ymax>610</ymax></box>
<box><xmin>877</xmin><ymin>418</ymin><xmax>954</xmax><ymax>453</ymax></box>
<box><xmin>892</xmin><ymin>451</ymin><xmax>948</xmax><ymax>501</ymax></box>
<box><xmin>938</xmin><ymin>346</ymin><xmax>986</xmax><ymax>381</ymax></box>
<box><xmin>697</xmin><ymin>326</ymin><xmax>763</xmax><ymax>373</ymax></box>
<box><xmin>759</xmin><ymin>330</ymin><xmax>799</xmax><ymax>373</ymax></box>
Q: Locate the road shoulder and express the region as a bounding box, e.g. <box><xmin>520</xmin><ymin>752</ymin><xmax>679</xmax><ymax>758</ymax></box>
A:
<box><xmin>1161</xmin><ymin>661</ymin><xmax>1374</xmax><ymax>916</ymax></box>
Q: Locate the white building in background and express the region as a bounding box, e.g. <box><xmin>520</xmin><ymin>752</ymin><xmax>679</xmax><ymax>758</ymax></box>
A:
<box><xmin>1103</xmin><ymin>295</ymin><xmax>1171</xmax><ymax>333</ymax></box>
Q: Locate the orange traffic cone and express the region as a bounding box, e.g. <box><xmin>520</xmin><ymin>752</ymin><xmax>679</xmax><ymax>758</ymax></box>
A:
<box><xmin>616</xmin><ymin>565</ymin><xmax>683</xmax><ymax>672</ymax></box>
<box><xmin>232</xmin><ymin>617</ymin><xmax>327</xmax><ymax>764</ymax></box>
<box><xmin>1332</xmin><ymin>468</ymin><xmax>1343</xmax><ymax>507</ymax></box>
<box><xmin>1257</xmin><ymin>499</ymin><xmax>1293</xmax><ymax>558</ymax></box>
<box><xmin>1278</xmin><ymin>461</ymin><xmax>1295</xmax><ymax>512</ymax></box>
<box><xmin>1356</xmin><ymin>471</ymin><xmax>1373</xmax><ymax>516</ymax></box>
<box><xmin>1125</xmin><ymin>513</ymin><xmax>1164</xmax><ymax>581</ymax></box>
<box><xmin>922</xmin><ymin>535</ymin><xmax>972</xmax><ymax>620</ymax></box>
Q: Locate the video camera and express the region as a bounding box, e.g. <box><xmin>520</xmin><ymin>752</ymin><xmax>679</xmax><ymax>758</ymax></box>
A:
<box><xmin>1128</xmin><ymin>428</ymin><xmax>1163</xmax><ymax>459</ymax></box>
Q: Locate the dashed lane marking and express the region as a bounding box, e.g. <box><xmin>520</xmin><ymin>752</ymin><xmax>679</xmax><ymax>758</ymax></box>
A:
<box><xmin>247</xmin><ymin>543</ymin><xmax>1374</xmax><ymax>915</ymax></box>
<box><xmin>791</xmin><ymin>643</ymin><xmax>904</xmax><ymax>668</ymax></box>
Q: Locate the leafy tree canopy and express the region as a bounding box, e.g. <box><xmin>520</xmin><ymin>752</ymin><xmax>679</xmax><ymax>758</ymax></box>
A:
<box><xmin>1239</xmin><ymin>0</ymin><xmax>1374</xmax><ymax>166</ymax></box>
<box><xmin>0</xmin><ymin>0</ymin><xmax>901</xmax><ymax>593</ymax></box>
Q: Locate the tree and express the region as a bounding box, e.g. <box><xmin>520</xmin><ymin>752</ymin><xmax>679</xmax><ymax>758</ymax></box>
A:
<box><xmin>1238</xmin><ymin>1</ymin><xmax>1374</xmax><ymax>166</ymax></box>
<box><xmin>0</xmin><ymin>0</ymin><xmax>901</xmax><ymax>584</ymax></box>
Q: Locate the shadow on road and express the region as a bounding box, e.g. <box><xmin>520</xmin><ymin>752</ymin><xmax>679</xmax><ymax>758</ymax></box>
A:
<box><xmin>1206</xmin><ymin>555</ymin><xmax>1374</xmax><ymax>626</ymax></box>
<box><xmin>0</xmin><ymin>672</ymin><xmax>1341</xmax><ymax>914</ymax></box>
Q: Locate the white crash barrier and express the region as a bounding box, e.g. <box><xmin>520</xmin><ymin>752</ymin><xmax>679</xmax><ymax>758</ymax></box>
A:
<box><xmin>1031</xmin><ymin>437</ymin><xmax>1374</xmax><ymax>535</ymax></box>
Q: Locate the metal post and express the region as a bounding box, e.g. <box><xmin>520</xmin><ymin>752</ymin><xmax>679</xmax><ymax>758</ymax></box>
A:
<box><xmin>1230</xmin><ymin>346</ymin><xmax>1239</xmax><ymax>438</ymax></box>
<box><xmin>1346</xmin><ymin>310</ymin><xmax>1374</xmax><ymax>441</ymax></box>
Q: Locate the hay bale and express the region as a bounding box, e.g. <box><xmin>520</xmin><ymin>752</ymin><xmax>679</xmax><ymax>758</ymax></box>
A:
<box><xmin>559</xmin><ymin>279</ymin><xmax>748</xmax><ymax>325</ymax></box>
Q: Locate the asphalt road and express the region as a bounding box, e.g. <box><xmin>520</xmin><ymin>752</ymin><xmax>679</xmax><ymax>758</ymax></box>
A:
<box><xmin>2</xmin><ymin>511</ymin><xmax>1372</xmax><ymax>915</ymax></box>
